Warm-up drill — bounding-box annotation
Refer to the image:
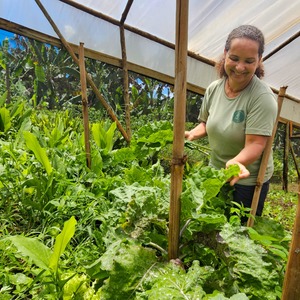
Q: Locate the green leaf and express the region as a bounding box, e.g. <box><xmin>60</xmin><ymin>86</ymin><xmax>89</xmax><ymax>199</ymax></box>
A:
<box><xmin>0</xmin><ymin>91</ymin><xmax>7</xmax><ymax>107</ymax></box>
<box><xmin>223</xmin><ymin>164</ymin><xmax>240</xmax><ymax>182</ymax></box>
<box><xmin>202</xmin><ymin>178</ymin><xmax>224</xmax><ymax>201</ymax></box>
<box><xmin>219</xmin><ymin>223</ymin><xmax>279</xmax><ymax>298</ymax></box>
<box><xmin>23</xmin><ymin>131</ymin><xmax>53</xmax><ymax>175</ymax></box>
<box><xmin>92</xmin><ymin>121</ymin><xmax>116</xmax><ymax>154</ymax></box>
<box><xmin>7</xmin><ymin>236</ymin><xmax>52</xmax><ymax>270</ymax></box>
<box><xmin>137</xmin><ymin>129</ymin><xmax>173</xmax><ymax>146</ymax></box>
<box><xmin>34</xmin><ymin>63</ymin><xmax>45</xmax><ymax>82</ymax></box>
<box><xmin>138</xmin><ymin>260</ymin><xmax>206</xmax><ymax>299</ymax></box>
<box><xmin>205</xmin><ymin>291</ymin><xmax>249</xmax><ymax>299</ymax></box>
<box><xmin>99</xmin><ymin>241</ymin><xmax>157</xmax><ymax>299</ymax></box>
<box><xmin>230</xmin><ymin>294</ymin><xmax>249</xmax><ymax>300</ymax></box>
<box><xmin>0</xmin><ymin>107</ymin><xmax>11</xmax><ymax>132</ymax></box>
<box><xmin>247</xmin><ymin>227</ymin><xmax>277</xmax><ymax>245</ymax></box>
<box><xmin>49</xmin><ymin>216</ymin><xmax>77</xmax><ymax>272</ymax></box>
<box><xmin>268</xmin><ymin>247</ymin><xmax>288</xmax><ymax>260</ymax></box>
<box><xmin>105</xmin><ymin>121</ymin><xmax>117</xmax><ymax>152</ymax></box>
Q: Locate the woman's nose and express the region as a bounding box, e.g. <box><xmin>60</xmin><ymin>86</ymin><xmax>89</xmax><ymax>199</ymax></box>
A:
<box><xmin>235</xmin><ymin>62</ymin><xmax>246</xmax><ymax>72</ymax></box>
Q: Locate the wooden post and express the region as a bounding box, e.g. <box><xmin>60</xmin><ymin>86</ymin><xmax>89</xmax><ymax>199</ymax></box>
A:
<box><xmin>289</xmin><ymin>140</ymin><xmax>300</xmax><ymax>178</ymax></box>
<box><xmin>120</xmin><ymin>24</ymin><xmax>131</xmax><ymax>142</ymax></box>
<box><xmin>168</xmin><ymin>0</ymin><xmax>189</xmax><ymax>260</ymax></box>
<box><xmin>247</xmin><ymin>86</ymin><xmax>287</xmax><ymax>227</ymax></box>
<box><xmin>283</xmin><ymin>122</ymin><xmax>289</xmax><ymax>191</ymax></box>
<box><xmin>34</xmin><ymin>0</ymin><xmax>129</xmax><ymax>143</ymax></box>
<box><xmin>119</xmin><ymin>1</ymin><xmax>133</xmax><ymax>142</ymax></box>
<box><xmin>79</xmin><ymin>43</ymin><xmax>91</xmax><ymax>168</ymax></box>
<box><xmin>281</xmin><ymin>180</ymin><xmax>300</xmax><ymax>299</ymax></box>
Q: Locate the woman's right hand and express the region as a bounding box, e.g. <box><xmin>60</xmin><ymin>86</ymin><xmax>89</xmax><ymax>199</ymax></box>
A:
<box><xmin>185</xmin><ymin>130</ymin><xmax>193</xmax><ymax>141</ymax></box>
<box><xmin>184</xmin><ymin>122</ymin><xmax>207</xmax><ymax>141</ymax></box>
<box><xmin>226</xmin><ymin>160</ymin><xmax>250</xmax><ymax>186</ymax></box>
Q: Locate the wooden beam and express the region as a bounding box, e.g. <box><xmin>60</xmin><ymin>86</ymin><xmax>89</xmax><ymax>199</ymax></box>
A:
<box><xmin>79</xmin><ymin>43</ymin><xmax>91</xmax><ymax>168</ymax></box>
<box><xmin>120</xmin><ymin>24</ymin><xmax>131</xmax><ymax>141</ymax></box>
<box><xmin>168</xmin><ymin>0</ymin><xmax>189</xmax><ymax>260</ymax></box>
<box><xmin>1</xmin><ymin>17</ymin><xmax>299</xmax><ymax>104</ymax></box>
<box><xmin>289</xmin><ymin>140</ymin><xmax>300</xmax><ymax>178</ymax></box>
<box><xmin>263</xmin><ymin>30</ymin><xmax>300</xmax><ymax>61</ymax></box>
<box><xmin>59</xmin><ymin>0</ymin><xmax>215</xmax><ymax>67</ymax></box>
<box><xmin>120</xmin><ymin>0</ymin><xmax>134</xmax><ymax>24</ymax></box>
<box><xmin>247</xmin><ymin>86</ymin><xmax>287</xmax><ymax>227</ymax></box>
<box><xmin>34</xmin><ymin>0</ymin><xmax>129</xmax><ymax>143</ymax></box>
<box><xmin>281</xmin><ymin>181</ymin><xmax>300</xmax><ymax>299</ymax></box>
<box><xmin>283</xmin><ymin>121</ymin><xmax>290</xmax><ymax>192</ymax></box>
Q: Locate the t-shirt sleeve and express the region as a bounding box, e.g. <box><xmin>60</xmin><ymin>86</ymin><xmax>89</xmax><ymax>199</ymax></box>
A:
<box><xmin>245</xmin><ymin>92</ymin><xmax>277</xmax><ymax>136</ymax></box>
<box><xmin>197</xmin><ymin>80</ymin><xmax>220</xmax><ymax>123</ymax></box>
<box><xmin>198</xmin><ymin>92</ymin><xmax>209</xmax><ymax>123</ymax></box>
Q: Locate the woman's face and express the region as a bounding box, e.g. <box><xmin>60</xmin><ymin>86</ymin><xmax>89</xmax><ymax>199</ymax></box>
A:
<box><xmin>224</xmin><ymin>38</ymin><xmax>261</xmax><ymax>85</ymax></box>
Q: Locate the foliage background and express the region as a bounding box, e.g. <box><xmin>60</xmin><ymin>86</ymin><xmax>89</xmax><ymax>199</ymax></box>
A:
<box><xmin>0</xmin><ymin>32</ymin><xmax>298</xmax><ymax>299</ymax></box>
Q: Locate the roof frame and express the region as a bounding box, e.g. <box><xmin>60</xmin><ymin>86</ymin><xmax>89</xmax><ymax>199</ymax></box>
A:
<box><xmin>1</xmin><ymin>0</ymin><xmax>300</xmax><ymax>126</ymax></box>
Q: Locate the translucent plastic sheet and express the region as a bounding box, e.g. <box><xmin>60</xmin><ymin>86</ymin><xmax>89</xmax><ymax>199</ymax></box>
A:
<box><xmin>1</xmin><ymin>0</ymin><xmax>300</xmax><ymax>100</ymax></box>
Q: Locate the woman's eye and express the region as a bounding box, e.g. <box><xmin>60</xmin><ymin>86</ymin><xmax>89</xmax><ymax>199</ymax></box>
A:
<box><xmin>229</xmin><ymin>57</ymin><xmax>238</xmax><ymax>62</ymax></box>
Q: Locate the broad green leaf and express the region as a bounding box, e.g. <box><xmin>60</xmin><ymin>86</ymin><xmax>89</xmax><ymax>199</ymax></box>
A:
<box><xmin>206</xmin><ymin>291</ymin><xmax>249</xmax><ymax>299</ymax></box>
<box><xmin>0</xmin><ymin>91</ymin><xmax>7</xmax><ymax>107</ymax></box>
<box><xmin>9</xmin><ymin>273</ymin><xmax>33</xmax><ymax>286</ymax></box>
<box><xmin>10</xmin><ymin>100</ymin><xmax>25</xmax><ymax>119</ymax></box>
<box><xmin>90</xmin><ymin>148</ymin><xmax>103</xmax><ymax>176</ymax></box>
<box><xmin>92</xmin><ymin>122</ymin><xmax>116</xmax><ymax>153</ymax></box>
<box><xmin>138</xmin><ymin>261</ymin><xmax>206</xmax><ymax>299</ymax></box>
<box><xmin>220</xmin><ymin>223</ymin><xmax>279</xmax><ymax>298</ymax></box>
<box><xmin>137</xmin><ymin>129</ymin><xmax>173</xmax><ymax>146</ymax></box>
<box><xmin>247</xmin><ymin>227</ymin><xmax>277</xmax><ymax>245</ymax></box>
<box><xmin>34</xmin><ymin>63</ymin><xmax>45</xmax><ymax>82</ymax></box>
<box><xmin>111</xmin><ymin>147</ymin><xmax>136</xmax><ymax>165</ymax></box>
<box><xmin>99</xmin><ymin>241</ymin><xmax>157</xmax><ymax>299</ymax></box>
<box><xmin>223</xmin><ymin>164</ymin><xmax>240</xmax><ymax>181</ymax></box>
<box><xmin>105</xmin><ymin>121</ymin><xmax>116</xmax><ymax>152</ymax></box>
<box><xmin>230</xmin><ymin>294</ymin><xmax>249</xmax><ymax>300</ymax></box>
<box><xmin>7</xmin><ymin>236</ymin><xmax>52</xmax><ymax>270</ymax></box>
<box><xmin>0</xmin><ymin>107</ymin><xmax>11</xmax><ymax>132</ymax></box>
<box><xmin>49</xmin><ymin>216</ymin><xmax>77</xmax><ymax>272</ymax></box>
<box><xmin>202</xmin><ymin>178</ymin><xmax>223</xmax><ymax>201</ymax></box>
<box><xmin>23</xmin><ymin>131</ymin><xmax>53</xmax><ymax>175</ymax></box>
<box><xmin>268</xmin><ymin>247</ymin><xmax>288</xmax><ymax>260</ymax></box>
<box><xmin>92</xmin><ymin>123</ymin><xmax>103</xmax><ymax>148</ymax></box>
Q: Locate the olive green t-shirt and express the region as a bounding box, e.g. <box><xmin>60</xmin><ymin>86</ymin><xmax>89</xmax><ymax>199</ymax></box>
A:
<box><xmin>198</xmin><ymin>75</ymin><xmax>277</xmax><ymax>185</ymax></box>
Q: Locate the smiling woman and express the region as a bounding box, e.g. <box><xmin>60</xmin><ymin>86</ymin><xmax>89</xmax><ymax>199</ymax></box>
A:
<box><xmin>185</xmin><ymin>25</ymin><xmax>278</xmax><ymax>222</ymax></box>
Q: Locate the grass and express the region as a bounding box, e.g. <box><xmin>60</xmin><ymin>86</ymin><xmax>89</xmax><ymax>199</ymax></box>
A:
<box><xmin>263</xmin><ymin>182</ymin><xmax>298</xmax><ymax>233</ymax></box>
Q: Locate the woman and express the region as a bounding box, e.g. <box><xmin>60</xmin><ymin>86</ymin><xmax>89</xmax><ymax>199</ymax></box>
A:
<box><xmin>185</xmin><ymin>25</ymin><xmax>277</xmax><ymax>217</ymax></box>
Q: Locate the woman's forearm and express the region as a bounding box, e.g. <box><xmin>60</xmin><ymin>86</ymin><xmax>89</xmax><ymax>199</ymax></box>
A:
<box><xmin>185</xmin><ymin>122</ymin><xmax>207</xmax><ymax>141</ymax></box>
<box><xmin>229</xmin><ymin>135</ymin><xmax>269</xmax><ymax>166</ymax></box>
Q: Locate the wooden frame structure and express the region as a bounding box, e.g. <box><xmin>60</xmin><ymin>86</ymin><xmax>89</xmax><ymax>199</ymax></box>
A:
<box><xmin>1</xmin><ymin>1</ymin><xmax>300</xmax><ymax>297</ymax></box>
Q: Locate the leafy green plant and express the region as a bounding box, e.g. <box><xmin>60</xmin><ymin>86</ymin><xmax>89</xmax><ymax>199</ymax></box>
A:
<box><xmin>23</xmin><ymin>131</ymin><xmax>53</xmax><ymax>175</ymax></box>
<box><xmin>264</xmin><ymin>184</ymin><xmax>298</xmax><ymax>231</ymax></box>
<box><xmin>0</xmin><ymin>97</ymin><xmax>292</xmax><ymax>299</ymax></box>
<box><xmin>3</xmin><ymin>217</ymin><xmax>82</xmax><ymax>298</ymax></box>
<box><xmin>0</xmin><ymin>106</ymin><xmax>11</xmax><ymax>133</ymax></box>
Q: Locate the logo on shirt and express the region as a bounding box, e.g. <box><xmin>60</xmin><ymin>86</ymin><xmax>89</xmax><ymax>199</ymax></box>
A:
<box><xmin>232</xmin><ymin>110</ymin><xmax>245</xmax><ymax>123</ymax></box>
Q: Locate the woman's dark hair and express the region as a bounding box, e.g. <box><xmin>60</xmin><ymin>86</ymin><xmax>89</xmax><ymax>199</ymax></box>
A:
<box><xmin>216</xmin><ymin>25</ymin><xmax>265</xmax><ymax>78</ymax></box>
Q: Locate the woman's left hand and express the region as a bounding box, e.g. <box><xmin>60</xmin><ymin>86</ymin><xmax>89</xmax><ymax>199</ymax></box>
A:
<box><xmin>226</xmin><ymin>160</ymin><xmax>250</xmax><ymax>186</ymax></box>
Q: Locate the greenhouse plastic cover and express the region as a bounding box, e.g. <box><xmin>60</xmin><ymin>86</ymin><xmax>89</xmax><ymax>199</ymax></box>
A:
<box><xmin>1</xmin><ymin>0</ymin><xmax>300</xmax><ymax>102</ymax></box>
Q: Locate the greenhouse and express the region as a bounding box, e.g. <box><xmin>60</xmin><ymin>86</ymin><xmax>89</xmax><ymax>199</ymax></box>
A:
<box><xmin>1</xmin><ymin>0</ymin><xmax>300</xmax><ymax>299</ymax></box>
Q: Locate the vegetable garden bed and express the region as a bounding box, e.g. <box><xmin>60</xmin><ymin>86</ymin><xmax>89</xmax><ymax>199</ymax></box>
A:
<box><xmin>0</xmin><ymin>102</ymin><xmax>293</xmax><ymax>299</ymax></box>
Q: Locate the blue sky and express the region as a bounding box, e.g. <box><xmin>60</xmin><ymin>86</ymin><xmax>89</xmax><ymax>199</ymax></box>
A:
<box><xmin>0</xmin><ymin>29</ymin><xmax>14</xmax><ymax>43</ymax></box>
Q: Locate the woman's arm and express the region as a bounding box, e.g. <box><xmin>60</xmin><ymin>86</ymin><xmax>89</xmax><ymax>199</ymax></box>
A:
<box><xmin>226</xmin><ymin>134</ymin><xmax>269</xmax><ymax>185</ymax></box>
<box><xmin>185</xmin><ymin>122</ymin><xmax>207</xmax><ymax>141</ymax></box>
